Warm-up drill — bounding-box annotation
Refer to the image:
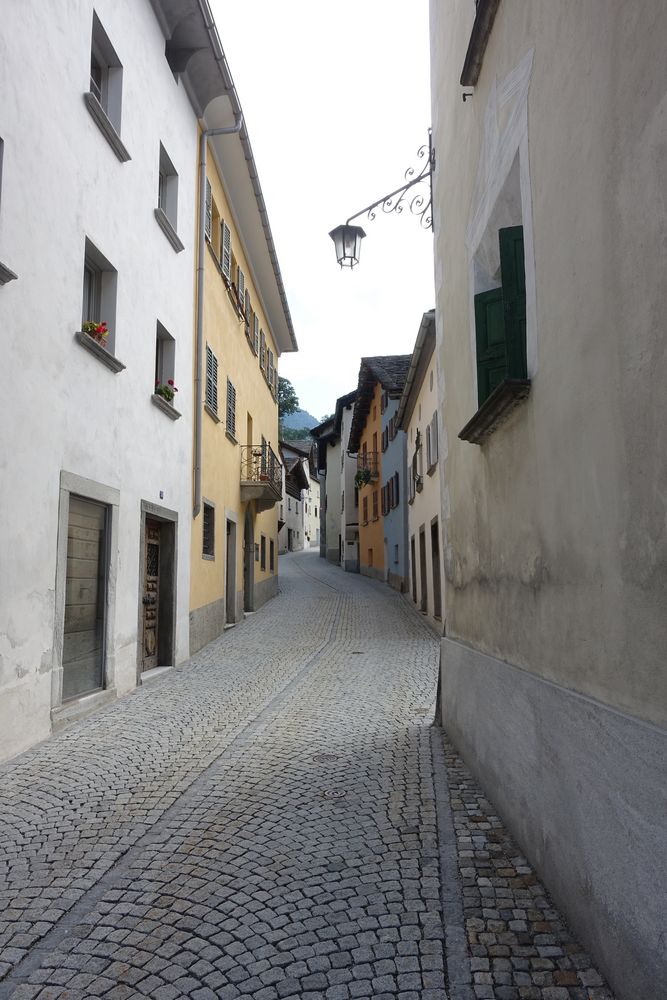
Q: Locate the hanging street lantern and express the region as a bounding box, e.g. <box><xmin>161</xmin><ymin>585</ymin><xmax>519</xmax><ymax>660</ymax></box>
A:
<box><xmin>329</xmin><ymin>129</ymin><xmax>434</xmax><ymax>269</ymax></box>
<box><xmin>328</xmin><ymin>224</ymin><xmax>367</xmax><ymax>269</ymax></box>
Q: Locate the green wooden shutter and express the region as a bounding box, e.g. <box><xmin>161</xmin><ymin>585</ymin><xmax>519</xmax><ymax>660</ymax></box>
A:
<box><xmin>474</xmin><ymin>287</ymin><xmax>506</xmax><ymax>406</ymax></box>
<box><xmin>499</xmin><ymin>225</ymin><xmax>527</xmax><ymax>380</ymax></box>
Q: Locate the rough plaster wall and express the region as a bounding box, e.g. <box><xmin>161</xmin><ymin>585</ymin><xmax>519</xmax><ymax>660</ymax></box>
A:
<box><xmin>431</xmin><ymin>0</ymin><xmax>667</xmax><ymax>727</ymax></box>
<box><xmin>0</xmin><ymin>0</ymin><xmax>197</xmax><ymax>760</ymax></box>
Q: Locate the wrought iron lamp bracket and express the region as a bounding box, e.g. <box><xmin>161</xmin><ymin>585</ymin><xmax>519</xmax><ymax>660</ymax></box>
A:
<box><xmin>345</xmin><ymin>128</ymin><xmax>435</xmax><ymax>231</ymax></box>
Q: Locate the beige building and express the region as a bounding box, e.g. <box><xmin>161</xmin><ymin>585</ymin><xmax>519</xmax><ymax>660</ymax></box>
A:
<box><xmin>430</xmin><ymin>3</ymin><xmax>667</xmax><ymax>997</ymax></box>
<box><xmin>396</xmin><ymin>312</ymin><xmax>443</xmax><ymax>633</ymax></box>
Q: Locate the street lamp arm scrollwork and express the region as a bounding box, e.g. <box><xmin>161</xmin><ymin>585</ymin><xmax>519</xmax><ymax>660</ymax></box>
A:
<box><xmin>329</xmin><ymin>129</ymin><xmax>435</xmax><ymax>269</ymax></box>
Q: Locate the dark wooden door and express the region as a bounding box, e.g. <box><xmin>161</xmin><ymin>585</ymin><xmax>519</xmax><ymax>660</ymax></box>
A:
<box><xmin>142</xmin><ymin>519</ymin><xmax>160</xmax><ymax>670</ymax></box>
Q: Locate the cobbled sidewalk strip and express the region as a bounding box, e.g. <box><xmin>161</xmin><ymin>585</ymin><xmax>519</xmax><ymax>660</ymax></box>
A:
<box><xmin>441</xmin><ymin>735</ymin><xmax>615</xmax><ymax>1000</ymax></box>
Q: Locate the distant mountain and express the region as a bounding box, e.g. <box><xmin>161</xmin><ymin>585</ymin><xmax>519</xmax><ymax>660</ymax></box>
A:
<box><xmin>282</xmin><ymin>408</ymin><xmax>319</xmax><ymax>430</ymax></box>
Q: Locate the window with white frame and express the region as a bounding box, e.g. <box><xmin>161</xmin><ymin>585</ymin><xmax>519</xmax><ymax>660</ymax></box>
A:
<box><xmin>205</xmin><ymin>344</ymin><xmax>218</xmax><ymax>414</ymax></box>
<box><xmin>81</xmin><ymin>238</ymin><xmax>117</xmax><ymax>351</ymax></box>
<box><xmin>226</xmin><ymin>377</ymin><xmax>237</xmax><ymax>438</ymax></box>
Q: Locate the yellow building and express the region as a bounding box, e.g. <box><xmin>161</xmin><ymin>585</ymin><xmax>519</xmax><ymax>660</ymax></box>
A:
<box><xmin>190</xmin><ymin>96</ymin><xmax>297</xmax><ymax>653</ymax></box>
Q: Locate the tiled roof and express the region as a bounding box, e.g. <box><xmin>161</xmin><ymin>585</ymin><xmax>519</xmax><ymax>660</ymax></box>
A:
<box><xmin>347</xmin><ymin>355</ymin><xmax>412</xmax><ymax>454</ymax></box>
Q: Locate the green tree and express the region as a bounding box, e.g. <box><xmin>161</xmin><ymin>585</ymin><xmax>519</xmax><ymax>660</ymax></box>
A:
<box><xmin>278</xmin><ymin>376</ymin><xmax>299</xmax><ymax>421</ymax></box>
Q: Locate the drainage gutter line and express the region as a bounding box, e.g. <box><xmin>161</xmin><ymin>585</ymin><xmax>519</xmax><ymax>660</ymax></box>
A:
<box><xmin>194</xmin><ymin>117</ymin><xmax>243</xmax><ymax>520</ymax></box>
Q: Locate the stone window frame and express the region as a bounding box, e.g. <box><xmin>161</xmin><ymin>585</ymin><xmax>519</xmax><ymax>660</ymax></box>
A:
<box><xmin>51</xmin><ymin>471</ymin><xmax>121</xmax><ymax>727</ymax></box>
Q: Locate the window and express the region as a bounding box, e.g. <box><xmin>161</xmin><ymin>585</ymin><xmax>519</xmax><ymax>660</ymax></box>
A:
<box><xmin>474</xmin><ymin>225</ymin><xmax>527</xmax><ymax>406</ymax></box>
<box><xmin>154</xmin><ymin>322</ymin><xmax>176</xmax><ymax>399</ymax></box>
<box><xmin>260</xmin><ymin>535</ymin><xmax>266</xmax><ymax>571</ymax></box>
<box><xmin>202</xmin><ymin>503</ymin><xmax>215</xmax><ymax>558</ymax></box>
<box><xmin>253</xmin><ymin>315</ymin><xmax>259</xmax><ymax>355</ymax></box>
<box><xmin>85</xmin><ymin>13</ymin><xmax>129</xmax><ymax>162</ymax></box>
<box><xmin>372</xmin><ymin>490</ymin><xmax>378</xmax><ymax>521</ymax></box>
<box><xmin>288</xmin><ymin>497</ymin><xmax>292</xmax><ymax>511</ymax></box>
<box><xmin>81</xmin><ymin>238</ymin><xmax>118</xmax><ymax>352</ymax></box>
<box><xmin>205</xmin><ymin>344</ymin><xmax>218</xmax><ymax>414</ymax></box>
<box><xmin>226</xmin><ymin>378</ymin><xmax>237</xmax><ymax>438</ymax></box>
<box><xmin>392</xmin><ymin>471</ymin><xmax>399</xmax><ymax>508</ymax></box>
<box><xmin>426</xmin><ymin>412</ymin><xmax>438</xmax><ymax>473</ymax></box>
<box><xmin>155</xmin><ymin>144</ymin><xmax>183</xmax><ymax>252</ymax></box>
<box><xmin>394</xmin><ymin>543</ymin><xmax>399</xmax><ymax>565</ymax></box>
<box><xmin>267</xmin><ymin>349</ymin><xmax>274</xmax><ymax>387</ymax></box>
<box><xmin>260</xmin><ymin>329</ymin><xmax>266</xmax><ymax>370</ymax></box>
<box><xmin>255</xmin><ymin>543</ymin><xmax>260</xmax><ymax>562</ymax></box>
<box><xmin>314</xmin><ymin>507</ymin><xmax>318</xmax><ymax>517</ymax></box>
<box><xmin>362</xmin><ymin>496</ymin><xmax>368</xmax><ymax>525</ymax></box>
<box><xmin>270</xmin><ymin>539</ymin><xmax>275</xmax><ymax>572</ymax></box>
<box><xmin>237</xmin><ymin>266</ymin><xmax>246</xmax><ymax>317</ymax></box>
<box><xmin>341</xmin><ymin>491</ymin><xmax>345</xmax><ymax>512</ymax></box>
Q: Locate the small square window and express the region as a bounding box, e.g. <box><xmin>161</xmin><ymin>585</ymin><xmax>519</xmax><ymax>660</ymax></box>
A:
<box><xmin>202</xmin><ymin>503</ymin><xmax>215</xmax><ymax>558</ymax></box>
<box><xmin>154</xmin><ymin>144</ymin><xmax>183</xmax><ymax>251</ymax></box>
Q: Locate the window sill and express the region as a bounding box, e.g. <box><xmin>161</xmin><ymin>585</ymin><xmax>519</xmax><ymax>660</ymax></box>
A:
<box><xmin>151</xmin><ymin>393</ymin><xmax>181</xmax><ymax>420</ymax></box>
<box><xmin>225</xmin><ymin>430</ymin><xmax>238</xmax><ymax>445</ymax></box>
<box><xmin>205</xmin><ymin>403</ymin><xmax>220</xmax><ymax>423</ymax></box>
<box><xmin>154</xmin><ymin>208</ymin><xmax>184</xmax><ymax>253</ymax></box>
<box><xmin>460</xmin><ymin>0</ymin><xmax>501</xmax><ymax>86</ymax></box>
<box><xmin>75</xmin><ymin>331</ymin><xmax>126</xmax><ymax>373</ymax></box>
<box><xmin>0</xmin><ymin>260</ymin><xmax>18</xmax><ymax>284</ymax></box>
<box><xmin>83</xmin><ymin>92</ymin><xmax>131</xmax><ymax>163</ymax></box>
<box><xmin>459</xmin><ymin>378</ymin><xmax>531</xmax><ymax>445</ymax></box>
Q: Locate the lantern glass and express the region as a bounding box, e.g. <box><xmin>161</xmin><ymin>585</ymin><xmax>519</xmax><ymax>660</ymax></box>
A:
<box><xmin>329</xmin><ymin>224</ymin><xmax>366</xmax><ymax>268</ymax></box>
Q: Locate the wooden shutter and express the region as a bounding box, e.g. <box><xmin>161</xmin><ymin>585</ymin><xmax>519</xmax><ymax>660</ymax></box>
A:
<box><xmin>474</xmin><ymin>287</ymin><xmax>506</xmax><ymax>406</ymax></box>
<box><xmin>244</xmin><ymin>289</ymin><xmax>251</xmax><ymax>329</ymax></box>
<box><xmin>205</xmin><ymin>179</ymin><xmax>212</xmax><ymax>241</ymax></box>
<box><xmin>267</xmin><ymin>349</ymin><xmax>274</xmax><ymax>385</ymax></box>
<box><xmin>426</xmin><ymin>425</ymin><xmax>432</xmax><ymax>469</ymax></box>
<box><xmin>499</xmin><ymin>225</ymin><xmax>527</xmax><ymax>381</ymax></box>
<box><xmin>237</xmin><ymin>267</ymin><xmax>245</xmax><ymax>314</ymax></box>
<box><xmin>260</xmin><ymin>330</ymin><xmax>266</xmax><ymax>369</ymax></box>
<box><xmin>253</xmin><ymin>315</ymin><xmax>259</xmax><ymax>355</ymax></box>
<box><xmin>226</xmin><ymin>377</ymin><xmax>236</xmax><ymax>437</ymax></box>
<box><xmin>205</xmin><ymin>344</ymin><xmax>218</xmax><ymax>412</ymax></box>
<box><xmin>431</xmin><ymin>413</ymin><xmax>439</xmax><ymax>465</ymax></box>
<box><xmin>221</xmin><ymin>221</ymin><xmax>231</xmax><ymax>279</ymax></box>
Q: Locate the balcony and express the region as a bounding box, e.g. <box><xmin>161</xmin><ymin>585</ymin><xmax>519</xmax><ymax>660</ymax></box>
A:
<box><xmin>355</xmin><ymin>450</ymin><xmax>379</xmax><ymax>487</ymax></box>
<box><xmin>240</xmin><ymin>445</ymin><xmax>282</xmax><ymax>511</ymax></box>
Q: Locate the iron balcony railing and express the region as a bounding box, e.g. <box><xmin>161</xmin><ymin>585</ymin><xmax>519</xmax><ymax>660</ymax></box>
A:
<box><xmin>240</xmin><ymin>444</ymin><xmax>282</xmax><ymax>495</ymax></box>
<box><xmin>356</xmin><ymin>450</ymin><xmax>379</xmax><ymax>479</ymax></box>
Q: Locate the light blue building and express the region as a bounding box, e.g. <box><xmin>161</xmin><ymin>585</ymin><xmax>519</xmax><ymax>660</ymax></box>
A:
<box><xmin>380</xmin><ymin>384</ymin><xmax>409</xmax><ymax>592</ymax></box>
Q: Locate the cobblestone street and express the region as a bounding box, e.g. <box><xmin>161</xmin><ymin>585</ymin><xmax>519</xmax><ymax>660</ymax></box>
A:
<box><xmin>0</xmin><ymin>551</ymin><xmax>614</xmax><ymax>1000</ymax></box>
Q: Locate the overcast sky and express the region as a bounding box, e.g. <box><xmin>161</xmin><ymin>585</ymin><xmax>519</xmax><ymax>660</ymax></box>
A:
<box><xmin>212</xmin><ymin>0</ymin><xmax>434</xmax><ymax>420</ymax></box>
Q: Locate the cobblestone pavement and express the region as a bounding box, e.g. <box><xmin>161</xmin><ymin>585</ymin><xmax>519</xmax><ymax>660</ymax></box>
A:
<box><xmin>0</xmin><ymin>550</ymin><xmax>615</xmax><ymax>1000</ymax></box>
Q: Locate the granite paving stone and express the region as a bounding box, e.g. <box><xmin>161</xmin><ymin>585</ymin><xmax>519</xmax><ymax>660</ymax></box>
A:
<box><xmin>0</xmin><ymin>551</ymin><xmax>616</xmax><ymax>999</ymax></box>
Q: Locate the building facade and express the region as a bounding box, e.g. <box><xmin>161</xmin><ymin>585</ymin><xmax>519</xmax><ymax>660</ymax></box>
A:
<box><xmin>430</xmin><ymin>3</ymin><xmax>667</xmax><ymax>996</ymax></box>
<box><xmin>188</xmin><ymin>91</ymin><xmax>296</xmax><ymax>652</ymax></box>
<box><xmin>0</xmin><ymin>0</ymin><xmax>214</xmax><ymax>762</ymax></box>
<box><xmin>380</xmin><ymin>393</ymin><xmax>408</xmax><ymax>592</ymax></box>
<box><xmin>349</xmin><ymin>357</ymin><xmax>411</xmax><ymax>582</ymax></box>
<box><xmin>396</xmin><ymin>312</ymin><xmax>443</xmax><ymax>631</ymax></box>
<box><xmin>312</xmin><ymin>390</ymin><xmax>359</xmax><ymax>571</ymax></box>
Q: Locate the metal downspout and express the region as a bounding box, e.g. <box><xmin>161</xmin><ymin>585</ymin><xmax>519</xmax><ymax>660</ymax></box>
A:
<box><xmin>194</xmin><ymin>116</ymin><xmax>243</xmax><ymax>519</ymax></box>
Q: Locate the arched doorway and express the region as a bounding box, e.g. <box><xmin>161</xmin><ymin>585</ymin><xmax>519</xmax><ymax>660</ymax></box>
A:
<box><xmin>243</xmin><ymin>507</ymin><xmax>254</xmax><ymax>612</ymax></box>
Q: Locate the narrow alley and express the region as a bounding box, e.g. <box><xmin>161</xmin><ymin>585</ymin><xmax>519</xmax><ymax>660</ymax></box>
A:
<box><xmin>0</xmin><ymin>553</ymin><xmax>613</xmax><ymax>1000</ymax></box>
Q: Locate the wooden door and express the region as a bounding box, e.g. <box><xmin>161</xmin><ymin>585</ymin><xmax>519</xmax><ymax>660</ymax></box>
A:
<box><xmin>142</xmin><ymin>519</ymin><xmax>160</xmax><ymax>670</ymax></box>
